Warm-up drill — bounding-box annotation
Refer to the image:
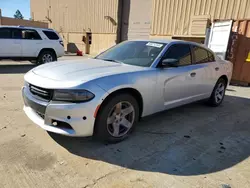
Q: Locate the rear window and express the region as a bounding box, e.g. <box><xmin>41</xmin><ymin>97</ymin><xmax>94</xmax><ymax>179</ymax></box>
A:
<box><xmin>193</xmin><ymin>46</ymin><xmax>210</xmax><ymax>64</ymax></box>
<box><xmin>43</xmin><ymin>30</ymin><xmax>59</xmax><ymax>40</ymax></box>
<box><xmin>207</xmin><ymin>51</ymin><xmax>215</xmax><ymax>62</ymax></box>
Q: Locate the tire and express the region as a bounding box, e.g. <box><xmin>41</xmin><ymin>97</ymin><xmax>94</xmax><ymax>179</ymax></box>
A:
<box><xmin>208</xmin><ymin>78</ymin><xmax>227</xmax><ymax>107</ymax></box>
<box><xmin>37</xmin><ymin>50</ymin><xmax>57</xmax><ymax>64</ymax></box>
<box><xmin>94</xmin><ymin>93</ymin><xmax>139</xmax><ymax>143</ymax></box>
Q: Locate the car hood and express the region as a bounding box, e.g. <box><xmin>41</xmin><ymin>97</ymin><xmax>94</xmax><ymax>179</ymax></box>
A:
<box><xmin>31</xmin><ymin>58</ymin><xmax>146</xmax><ymax>82</ymax></box>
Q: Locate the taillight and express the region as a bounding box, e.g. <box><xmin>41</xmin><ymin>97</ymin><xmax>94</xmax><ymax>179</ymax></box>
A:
<box><xmin>59</xmin><ymin>41</ymin><xmax>64</xmax><ymax>47</ymax></box>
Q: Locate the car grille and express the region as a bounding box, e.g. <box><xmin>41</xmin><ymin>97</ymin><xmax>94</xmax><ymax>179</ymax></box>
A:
<box><xmin>29</xmin><ymin>84</ymin><xmax>53</xmax><ymax>100</ymax></box>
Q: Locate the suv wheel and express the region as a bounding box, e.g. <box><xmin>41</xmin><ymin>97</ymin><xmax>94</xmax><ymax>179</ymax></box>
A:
<box><xmin>38</xmin><ymin>50</ymin><xmax>56</xmax><ymax>64</ymax></box>
<box><xmin>94</xmin><ymin>94</ymin><xmax>139</xmax><ymax>143</ymax></box>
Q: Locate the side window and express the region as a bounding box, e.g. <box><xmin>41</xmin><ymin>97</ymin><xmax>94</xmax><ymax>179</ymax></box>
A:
<box><xmin>163</xmin><ymin>44</ymin><xmax>192</xmax><ymax>66</ymax></box>
<box><xmin>11</xmin><ymin>29</ymin><xmax>22</xmax><ymax>39</ymax></box>
<box><xmin>193</xmin><ymin>46</ymin><xmax>210</xmax><ymax>64</ymax></box>
<box><xmin>207</xmin><ymin>51</ymin><xmax>215</xmax><ymax>62</ymax></box>
<box><xmin>42</xmin><ymin>30</ymin><xmax>59</xmax><ymax>40</ymax></box>
<box><xmin>21</xmin><ymin>29</ymin><xmax>42</xmax><ymax>40</ymax></box>
<box><xmin>0</xmin><ymin>28</ymin><xmax>11</xmax><ymax>39</ymax></box>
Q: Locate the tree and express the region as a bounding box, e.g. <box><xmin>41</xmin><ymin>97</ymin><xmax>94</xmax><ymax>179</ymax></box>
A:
<box><xmin>14</xmin><ymin>10</ymin><xmax>24</xmax><ymax>19</ymax></box>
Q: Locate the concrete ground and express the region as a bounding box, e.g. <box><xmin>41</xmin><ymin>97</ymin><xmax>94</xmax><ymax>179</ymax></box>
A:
<box><xmin>0</xmin><ymin>58</ymin><xmax>250</xmax><ymax>188</ymax></box>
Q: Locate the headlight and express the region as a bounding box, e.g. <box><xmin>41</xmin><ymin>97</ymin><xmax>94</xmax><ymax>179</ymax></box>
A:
<box><xmin>53</xmin><ymin>90</ymin><xmax>95</xmax><ymax>102</ymax></box>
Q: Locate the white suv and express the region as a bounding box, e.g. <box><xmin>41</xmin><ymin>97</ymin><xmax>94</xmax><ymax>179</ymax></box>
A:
<box><xmin>0</xmin><ymin>26</ymin><xmax>64</xmax><ymax>64</ymax></box>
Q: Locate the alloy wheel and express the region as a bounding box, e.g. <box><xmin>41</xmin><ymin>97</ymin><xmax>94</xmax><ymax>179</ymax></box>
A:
<box><xmin>107</xmin><ymin>101</ymin><xmax>135</xmax><ymax>137</ymax></box>
<box><xmin>215</xmin><ymin>82</ymin><xmax>225</xmax><ymax>104</ymax></box>
<box><xmin>42</xmin><ymin>54</ymin><xmax>53</xmax><ymax>63</ymax></box>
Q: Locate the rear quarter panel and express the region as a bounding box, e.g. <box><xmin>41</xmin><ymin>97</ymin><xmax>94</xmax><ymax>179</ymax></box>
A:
<box><xmin>36</xmin><ymin>30</ymin><xmax>64</xmax><ymax>57</ymax></box>
<box><xmin>217</xmin><ymin>59</ymin><xmax>233</xmax><ymax>86</ymax></box>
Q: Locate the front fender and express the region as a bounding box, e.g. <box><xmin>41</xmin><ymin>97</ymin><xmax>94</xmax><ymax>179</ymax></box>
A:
<box><xmin>93</xmin><ymin>71</ymin><xmax>159</xmax><ymax>117</ymax></box>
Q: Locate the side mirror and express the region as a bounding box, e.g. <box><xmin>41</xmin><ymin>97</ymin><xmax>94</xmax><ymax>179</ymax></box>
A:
<box><xmin>161</xmin><ymin>58</ymin><xmax>179</xmax><ymax>67</ymax></box>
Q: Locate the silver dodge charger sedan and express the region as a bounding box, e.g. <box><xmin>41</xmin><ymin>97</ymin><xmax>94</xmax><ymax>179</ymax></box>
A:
<box><xmin>22</xmin><ymin>39</ymin><xmax>233</xmax><ymax>142</ymax></box>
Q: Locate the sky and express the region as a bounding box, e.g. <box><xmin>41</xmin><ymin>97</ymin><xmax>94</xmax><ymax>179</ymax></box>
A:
<box><xmin>0</xmin><ymin>0</ymin><xmax>30</xmax><ymax>19</ymax></box>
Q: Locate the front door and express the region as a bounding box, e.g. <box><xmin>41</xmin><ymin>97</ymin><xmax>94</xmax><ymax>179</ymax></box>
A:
<box><xmin>157</xmin><ymin>43</ymin><xmax>202</xmax><ymax>109</ymax></box>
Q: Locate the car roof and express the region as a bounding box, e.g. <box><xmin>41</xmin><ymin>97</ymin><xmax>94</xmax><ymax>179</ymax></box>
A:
<box><xmin>130</xmin><ymin>38</ymin><xmax>202</xmax><ymax>45</ymax></box>
<box><xmin>0</xmin><ymin>25</ymin><xmax>55</xmax><ymax>32</ymax></box>
<box><xmin>133</xmin><ymin>38</ymin><xmax>180</xmax><ymax>44</ymax></box>
<box><xmin>129</xmin><ymin>38</ymin><xmax>211</xmax><ymax>51</ymax></box>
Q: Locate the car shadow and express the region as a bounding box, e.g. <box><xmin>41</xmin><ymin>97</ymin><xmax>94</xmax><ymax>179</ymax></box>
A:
<box><xmin>49</xmin><ymin>95</ymin><xmax>250</xmax><ymax>176</ymax></box>
<box><xmin>0</xmin><ymin>64</ymin><xmax>36</xmax><ymax>74</ymax></box>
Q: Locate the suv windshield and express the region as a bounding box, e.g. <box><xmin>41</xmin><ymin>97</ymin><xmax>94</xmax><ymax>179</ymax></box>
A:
<box><xmin>96</xmin><ymin>41</ymin><xmax>166</xmax><ymax>67</ymax></box>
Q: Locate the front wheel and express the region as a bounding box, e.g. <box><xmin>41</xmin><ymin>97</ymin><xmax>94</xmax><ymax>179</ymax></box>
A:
<box><xmin>37</xmin><ymin>50</ymin><xmax>57</xmax><ymax>64</ymax></box>
<box><xmin>208</xmin><ymin>78</ymin><xmax>227</xmax><ymax>107</ymax></box>
<box><xmin>94</xmin><ymin>94</ymin><xmax>139</xmax><ymax>143</ymax></box>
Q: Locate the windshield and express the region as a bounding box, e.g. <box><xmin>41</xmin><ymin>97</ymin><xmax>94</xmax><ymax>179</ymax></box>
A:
<box><xmin>95</xmin><ymin>41</ymin><xmax>166</xmax><ymax>67</ymax></box>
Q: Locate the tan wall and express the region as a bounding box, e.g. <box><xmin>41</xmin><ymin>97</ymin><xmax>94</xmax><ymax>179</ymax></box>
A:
<box><xmin>1</xmin><ymin>16</ymin><xmax>48</xmax><ymax>28</ymax></box>
<box><xmin>31</xmin><ymin>0</ymin><xmax>119</xmax><ymax>33</ymax></box>
<box><xmin>149</xmin><ymin>35</ymin><xmax>172</xmax><ymax>40</ymax></box>
<box><xmin>172</xmin><ymin>37</ymin><xmax>205</xmax><ymax>44</ymax></box>
<box><xmin>58</xmin><ymin>32</ymin><xmax>85</xmax><ymax>52</ymax></box>
<box><xmin>31</xmin><ymin>0</ymin><xmax>119</xmax><ymax>54</ymax></box>
<box><xmin>151</xmin><ymin>0</ymin><xmax>250</xmax><ymax>36</ymax></box>
<box><xmin>59</xmin><ymin>32</ymin><xmax>116</xmax><ymax>55</ymax></box>
<box><xmin>90</xmin><ymin>33</ymin><xmax>117</xmax><ymax>55</ymax></box>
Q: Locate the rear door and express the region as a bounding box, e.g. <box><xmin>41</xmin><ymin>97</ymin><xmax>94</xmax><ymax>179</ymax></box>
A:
<box><xmin>0</xmin><ymin>28</ymin><xmax>22</xmax><ymax>57</ymax></box>
<box><xmin>191</xmin><ymin>45</ymin><xmax>219</xmax><ymax>95</ymax></box>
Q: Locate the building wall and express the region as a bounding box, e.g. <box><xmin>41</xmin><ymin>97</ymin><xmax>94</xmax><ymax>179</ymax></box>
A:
<box><xmin>151</xmin><ymin>0</ymin><xmax>250</xmax><ymax>37</ymax></box>
<box><xmin>31</xmin><ymin>0</ymin><xmax>119</xmax><ymax>33</ymax></box>
<box><xmin>90</xmin><ymin>33</ymin><xmax>117</xmax><ymax>55</ymax></box>
<box><xmin>31</xmin><ymin>0</ymin><xmax>119</xmax><ymax>54</ymax></box>
<box><xmin>0</xmin><ymin>9</ymin><xmax>48</xmax><ymax>28</ymax></box>
<box><xmin>1</xmin><ymin>17</ymin><xmax>48</xmax><ymax>28</ymax></box>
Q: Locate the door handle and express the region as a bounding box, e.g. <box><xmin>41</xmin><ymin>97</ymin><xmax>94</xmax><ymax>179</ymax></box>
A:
<box><xmin>190</xmin><ymin>72</ymin><xmax>196</xmax><ymax>77</ymax></box>
<box><xmin>215</xmin><ymin>67</ymin><xmax>219</xmax><ymax>71</ymax></box>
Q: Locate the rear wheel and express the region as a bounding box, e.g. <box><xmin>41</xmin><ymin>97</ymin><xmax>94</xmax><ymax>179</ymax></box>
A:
<box><xmin>94</xmin><ymin>94</ymin><xmax>139</xmax><ymax>143</ymax></box>
<box><xmin>208</xmin><ymin>78</ymin><xmax>227</xmax><ymax>106</ymax></box>
<box><xmin>37</xmin><ymin>50</ymin><xmax>56</xmax><ymax>64</ymax></box>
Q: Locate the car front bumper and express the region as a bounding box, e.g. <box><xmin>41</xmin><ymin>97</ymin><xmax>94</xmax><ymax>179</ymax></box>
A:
<box><xmin>22</xmin><ymin>86</ymin><xmax>98</xmax><ymax>137</ymax></box>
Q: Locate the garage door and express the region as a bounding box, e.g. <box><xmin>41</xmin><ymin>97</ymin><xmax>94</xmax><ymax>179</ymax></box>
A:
<box><xmin>121</xmin><ymin>0</ymin><xmax>152</xmax><ymax>41</ymax></box>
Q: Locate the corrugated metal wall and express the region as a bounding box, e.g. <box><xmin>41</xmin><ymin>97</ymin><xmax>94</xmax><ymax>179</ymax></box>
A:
<box><xmin>151</xmin><ymin>0</ymin><xmax>250</xmax><ymax>36</ymax></box>
<box><xmin>31</xmin><ymin>0</ymin><xmax>119</xmax><ymax>33</ymax></box>
<box><xmin>31</xmin><ymin>0</ymin><xmax>119</xmax><ymax>54</ymax></box>
<box><xmin>126</xmin><ymin>0</ymin><xmax>152</xmax><ymax>40</ymax></box>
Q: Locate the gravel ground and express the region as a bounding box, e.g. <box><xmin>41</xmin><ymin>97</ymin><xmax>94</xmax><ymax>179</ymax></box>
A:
<box><xmin>0</xmin><ymin>58</ymin><xmax>250</xmax><ymax>188</ymax></box>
